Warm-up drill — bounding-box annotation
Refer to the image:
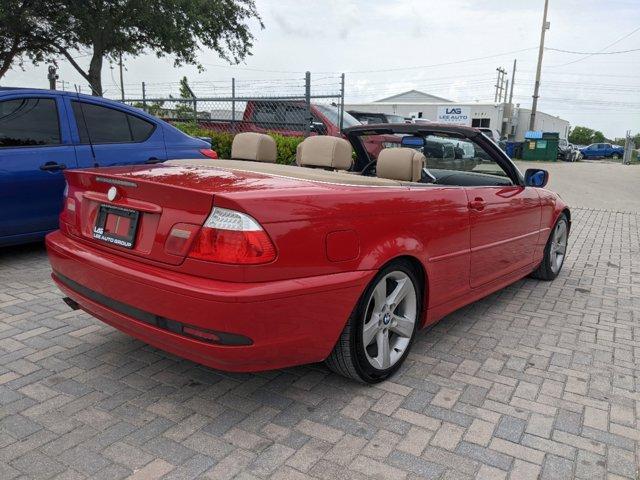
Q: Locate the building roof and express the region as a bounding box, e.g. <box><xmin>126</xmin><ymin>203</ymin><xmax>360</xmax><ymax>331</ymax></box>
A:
<box><xmin>374</xmin><ymin>90</ymin><xmax>452</xmax><ymax>103</ymax></box>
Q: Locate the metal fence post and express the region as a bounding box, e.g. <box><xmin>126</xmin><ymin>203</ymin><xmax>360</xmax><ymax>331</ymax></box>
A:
<box><xmin>141</xmin><ymin>82</ymin><xmax>147</xmax><ymax>112</ymax></box>
<box><xmin>304</xmin><ymin>71</ymin><xmax>311</xmax><ymax>137</ymax></box>
<box><xmin>193</xmin><ymin>96</ymin><xmax>198</xmax><ymax>123</ymax></box>
<box><xmin>339</xmin><ymin>73</ymin><xmax>345</xmax><ymax>132</ymax></box>
<box><xmin>231</xmin><ymin>78</ymin><xmax>236</xmax><ymax>126</ymax></box>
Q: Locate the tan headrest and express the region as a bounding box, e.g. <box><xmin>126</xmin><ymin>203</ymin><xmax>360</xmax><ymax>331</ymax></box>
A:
<box><xmin>376</xmin><ymin>148</ymin><xmax>425</xmax><ymax>182</ymax></box>
<box><xmin>231</xmin><ymin>132</ymin><xmax>277</xmax><ymax>163</ymax></box>
<box><xmin>297</xmin><ymin>136</ymin><xmax>352</xmax><ymax>170</ymax></box>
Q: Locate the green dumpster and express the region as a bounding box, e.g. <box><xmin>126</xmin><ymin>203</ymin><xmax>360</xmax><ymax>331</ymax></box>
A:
<box><xmin>522</xmin><ymin>131</ymin><xmax>559</xmax><ymax>161</ymax></box>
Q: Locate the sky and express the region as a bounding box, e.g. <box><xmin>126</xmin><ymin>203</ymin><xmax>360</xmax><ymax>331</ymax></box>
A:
<box><xmin>3</xmin><ymin>0</ymin><xmax>639</xmax><ymax>138</ymax></box>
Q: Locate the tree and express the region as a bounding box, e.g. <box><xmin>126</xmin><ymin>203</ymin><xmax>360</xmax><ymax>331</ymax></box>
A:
<box><xmin>568</xmin><ymin>126</ymin><xmax>607</xmax><ymax>145</ymax></box>
<box><xmin>54</xmin><ymin>0</ymin><xmax>262</xmax><ymax>96</ymax></box>
<box><xmin>175</xmin><ymin>76</ymin><xmax>196</xmax><ymax>120</ymax></box>
<box><xmin>0</xmin><ymin>1</ymin><xmax>63</xmax><ymax>80</ymax></box>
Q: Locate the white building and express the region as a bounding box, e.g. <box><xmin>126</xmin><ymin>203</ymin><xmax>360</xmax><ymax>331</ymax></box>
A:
<box><xmin>345</xmin><ymin>90</ymin><xmax>570</xmax><ymax>141</ymax></box>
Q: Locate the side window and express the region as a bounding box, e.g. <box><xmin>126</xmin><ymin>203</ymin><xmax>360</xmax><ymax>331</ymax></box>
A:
<box><xmin>72</xmin><ymin>102</ymin><xmax>155</xmax><ymax>144</ymax></box>
<box><xmin>423</xmin><ymin>135</ymin><xmax>512</xmax><ymax>186</ymax></box>
<box><xmin>282</xmin><ymin>105</ymin><xmax>307</xmax><ymax>130</ymax></box>
<box><xmin>361</xmin><ymin>133</ymin><xmax>514</xmax><ymax>187</ymax></box>
<box><xmin>128</xmin><ymin>114</ymin><xmax>155</xmax><ymax>142</ymax></box>
<box><xmin>250</xmin><ymin>103</ymin><xmax>279</xmax><ymax>128</ymax></box>
<box><xmin>0</xmin><ymin>98</ymin><xmax>61</xmax><ymax>147</ymax></box>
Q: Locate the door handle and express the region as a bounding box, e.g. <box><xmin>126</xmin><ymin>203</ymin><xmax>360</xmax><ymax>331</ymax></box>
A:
<box><xmin>40</xmin><ymin>162</ymin><xmax>67</xmax><ymax>171</ymax></box>
<box><xmin>145</xmin><ymin>157</ymin><xmax>161</xmax><ymax>164</ymax></box>
<box><xmin>468</xmin><ymin>197</ymin><xmax>486</xmax><ymax>211</ymax></box>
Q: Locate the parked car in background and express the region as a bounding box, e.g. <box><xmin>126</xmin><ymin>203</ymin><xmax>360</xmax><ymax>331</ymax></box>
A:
<box><xmin>348</xmin><ymin>110</ymin><xmax>409</xmax><ymax>124</ymax></box>
<box><xmin>47</xmin><ymin>124</ymin><xmax>569</xmax><ymax>382</ymax></box>
<box><xmin>557</xmin><ymin>138</ymin><xmax>579</xmax><ymax>162</ymax></box>
<box><xmin>200</xmin><ymin>100</ymin><xmax>361</xmax><ymax>137</ymax></box>
<box><xmin>0</xmin><ymin>88</ymin><xmax>216</xmax><ymax>247</ymax></box>
<box><xmin>579</xmin><ymin>143</ymin><xmax>624</xmax><ymax>160</ymax></box>
<box><xmin>194</xmin><ymin>100</ymin><xmax>397</xmax><ymax>159</ymax></box>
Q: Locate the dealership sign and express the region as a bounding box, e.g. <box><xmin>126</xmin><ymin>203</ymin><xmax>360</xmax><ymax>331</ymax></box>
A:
<box><xmin>437</xmin><ymin>106</ymin><xmax>471</xmax><ymax>126</ymax></box>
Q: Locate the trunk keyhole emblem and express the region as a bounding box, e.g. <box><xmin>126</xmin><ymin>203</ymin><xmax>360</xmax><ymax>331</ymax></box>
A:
<box><xmin>107</xmin><ymin>187</ymin><xmax>117</xmax><ymax>201</ymax></box>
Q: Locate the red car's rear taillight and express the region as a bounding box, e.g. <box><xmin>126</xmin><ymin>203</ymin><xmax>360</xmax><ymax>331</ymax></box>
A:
<box><xmin>188</xmin><ymin>207</ymin><xmax>276</xmax><ymax>264</ymax></box>
<box><xmin>199</xmin><ymin>148</ymin><xmax>218</xmax><ymax>159</ymax></box>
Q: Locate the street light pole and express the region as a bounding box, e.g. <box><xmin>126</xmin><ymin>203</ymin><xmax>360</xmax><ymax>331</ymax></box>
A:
<box><xmin>529</xmin><ymin>0</ymin><xmax>550</xmax><ymax>131</ymax></box>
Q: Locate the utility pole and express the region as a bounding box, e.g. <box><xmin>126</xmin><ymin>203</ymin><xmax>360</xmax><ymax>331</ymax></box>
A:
<box><xmin>508</xmin><ymin>59</ymin><xmax>516</xmax><ymax>104</ymax></box>
<box><xmin>494</xmin><ymin>67</ymin><xmax>507</xmax><ymax>103</ymax></box>
<box><xmin>529</xmin><ymin>0</ymin><xmax>550</xmax><ymax>131</ymax></box>
<box><xmin>47</xmin><ymin>66</ymin><xmax>58</xmax><ymax>90</ymax></box>
<box><xmin>118</xmin><ymin>54</ymin><xmax>125</xmax><ymax>101</ymax></box>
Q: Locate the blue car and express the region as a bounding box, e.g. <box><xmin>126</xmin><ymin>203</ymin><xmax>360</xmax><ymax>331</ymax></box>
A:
<box><xmin>579</xmin><ymin>143</ymin><xmax>624</xmax><ymax>160</ymax></box>
<box><xmin>0</xmin><ymin>88</ymin><xmax>216</xmax><ymax>246</ymax></box>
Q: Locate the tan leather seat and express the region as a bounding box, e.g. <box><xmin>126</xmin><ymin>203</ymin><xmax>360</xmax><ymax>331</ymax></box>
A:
<box><xmin>296</xmin><ymin>136</ymin><xmax>352</xmax><ymax>170</ymax></box>
<box><xmin>231</xmin><ymin>132</ymin><xmax>277</xmax><ymax>163</ymax></box>
<box><xmin>376</xmin><ymin>148</ymin><xmax>425</xmax><ymax>182</ymax></box>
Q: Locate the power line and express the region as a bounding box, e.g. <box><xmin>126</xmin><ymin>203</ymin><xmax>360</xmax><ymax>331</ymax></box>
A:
<box><xmin>545</xmin><ymin>47</ymin><xmax>640</xmax><ymax>55</ymax></box>
<box><xmin>200</xmin><ymin>47</ymin><xmax>539</xmax><ymax>75</ymax></box>
<box><xmin>547</xmin><ymin>24</ymin><xmax>640</xmax><ymax>68</ymax></box>
<box><xmin>341</xmin><ymin>47</ymin><xmax>538</xmax><ymax>74</ymax></box>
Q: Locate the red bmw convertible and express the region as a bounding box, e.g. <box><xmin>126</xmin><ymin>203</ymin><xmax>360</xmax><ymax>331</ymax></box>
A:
<box><xmin>46</xmin><ymin>124</ymin><xmax>570</xmax><ymax>383</ymax></box>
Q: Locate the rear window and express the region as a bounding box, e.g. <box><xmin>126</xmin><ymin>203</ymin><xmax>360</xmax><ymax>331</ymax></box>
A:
<box><xmin>72</xmin><ymin>101</ymin><xmax>155</xmax><ymax>144</ymax></box>
<box><xmin>0</xmin><ymin>98</ymin><xmax>61</xmax><ymax>147</ymax></box>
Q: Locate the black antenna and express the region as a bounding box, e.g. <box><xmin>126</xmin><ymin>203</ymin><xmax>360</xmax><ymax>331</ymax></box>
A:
<box><xmin>74</xmin><ymin>85</ymin><xmax>97</xmax><ymax>166</ymax></box>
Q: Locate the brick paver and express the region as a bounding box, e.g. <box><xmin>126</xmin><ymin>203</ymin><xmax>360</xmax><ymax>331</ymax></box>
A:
<box><xmin>0</xmin><ymin>206</ymin><xmax>638</xmax><ymax>479</ymax></box>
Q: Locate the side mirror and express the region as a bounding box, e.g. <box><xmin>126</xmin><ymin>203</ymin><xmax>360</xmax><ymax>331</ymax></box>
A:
<box><xmin>310</xmin><ymin>121</ymin><xmax>327</xmax><ymax>135</ymax></box>
<box><xmin>524</xmin><ymin>168</ymin><xmax>549</xmax><ymax>188</ymax></box>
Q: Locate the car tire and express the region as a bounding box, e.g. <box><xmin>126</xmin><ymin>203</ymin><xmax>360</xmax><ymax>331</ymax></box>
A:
<box><xmin>325</xmin><ymin>259</ymin><xmax>422</xmax><ymax>383</ymax></box>
<box><xmin>530</xmin><ymin>213</ymin><xmax>569</xmax><ymax>281</ymax></box>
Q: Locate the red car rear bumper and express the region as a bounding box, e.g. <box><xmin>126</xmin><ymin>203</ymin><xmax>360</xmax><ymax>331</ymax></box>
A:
<box><xmin>46</xmin><ymin>230</ymin><xmax>374</xmax><ymax>372</ymax></box>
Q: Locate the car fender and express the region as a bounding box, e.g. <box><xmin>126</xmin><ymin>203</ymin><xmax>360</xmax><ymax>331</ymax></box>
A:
<box><xmin>358</xmin><ymin>231</ymin><xmax>427</xmax><ymax>272</ymax></box>
<box><xmin>356</xmin><ymin>230</ymin><xmax>430</xmax><ymax>323</ymax></box>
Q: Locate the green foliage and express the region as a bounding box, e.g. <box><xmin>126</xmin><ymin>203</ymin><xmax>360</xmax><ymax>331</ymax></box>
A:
<box><xmin>179</xmin><ymin>77</ymin><xmax>193</xmax><ymax>99</ymax></box>
<box><xmin>131</xmin><ymin>100</ymin><xmax>165</xmax><ymax>116</ymax></box>
<box><xmin>174</xmin><ymin>76</ymin><xmax>196</xmax><ymax>119</ymax></box>
<box><xmin>0</xmin><ymin>1</ymin><xmax>63</xmax><ymax>79</ymax></box>
<box><xmin>268</xmin><ymin>133</ymin><xmax>305</xmax><ymax>165</ymax></box>
<box><xmin>39</xmin><ymin>0</ymin><xmax>263</xmax><ymax>95</ymax></box>
<box><xmin>172</xmin><ymin>124</ymin><xmax>304</xmax><ymax>164</ymax></box>
<box><xmin>568</xmin><ymin>126</ymin><xmax>607</xmax><ymax>145</ymax></box>
<box><xmin>211</xmin><ymin>132</ymin><xmax>234</xmax><ymax>159</ymax></box>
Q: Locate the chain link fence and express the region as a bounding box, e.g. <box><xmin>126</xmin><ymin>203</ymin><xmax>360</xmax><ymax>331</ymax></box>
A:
<box><xmin>119</xmin><ymin>73</ymin><xmax>346</xmax><ymax>137</ymax></box>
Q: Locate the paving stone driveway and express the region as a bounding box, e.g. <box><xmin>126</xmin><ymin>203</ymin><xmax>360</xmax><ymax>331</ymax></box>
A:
<box><xmin>1</xmin><ymin>207</ymin><xmax>638</xmax><ymax>480</ymax></box>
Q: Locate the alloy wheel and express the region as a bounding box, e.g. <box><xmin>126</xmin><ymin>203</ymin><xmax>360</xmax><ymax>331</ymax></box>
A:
<box><xmin>361</xmin><ymin>271</ymin><xmax>417</xmax><ymax>370</ymax></box>
<box><xmin>550</xmin><ymin>219</ymin><xmax>568</xmax><ymax>274</ymax></box>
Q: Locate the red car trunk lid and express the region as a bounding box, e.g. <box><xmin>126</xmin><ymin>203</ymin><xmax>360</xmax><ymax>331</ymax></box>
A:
<box><xmin>63</xmin><ymin>168</ymin><xmax>215</xmax><ymax>265</ymax></box>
